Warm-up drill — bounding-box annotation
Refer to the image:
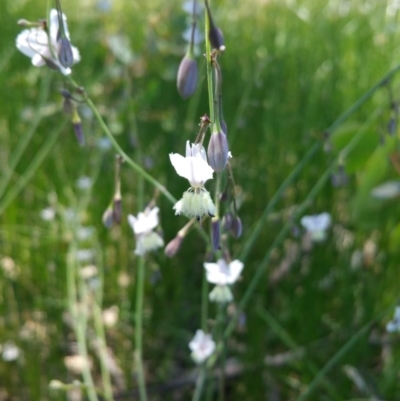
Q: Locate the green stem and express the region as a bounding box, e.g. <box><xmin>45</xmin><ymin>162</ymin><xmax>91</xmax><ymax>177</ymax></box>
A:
<box><xmin>135</xmin><ymin>256</ymin><xmax>148</xmax><ymax>401</ymax></box>
<box><xmin>238</xmin><ymin>61</ymin><xmax>400</xmax><ymax>263</ymax></box>
<box><xmin>192</xmin><ymin>366</ymin><xmax>207</xmax><ymax>401</ymax></box>
<box><xmin>201</xmin><ymin>271</ymin><xmax>209</xmax><ymax>331</ymax></box>
<box><xmin>66</xmin><ymin>76</ymin><xmax>175</xmax><ymax>204</ymax></box>
<box><xmin>205</xmin><ymin>1</ymin><xmax>214</xmax><ymax>124</ymax></box>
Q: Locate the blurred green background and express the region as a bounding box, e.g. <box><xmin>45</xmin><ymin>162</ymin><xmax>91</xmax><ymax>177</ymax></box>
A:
<box><xmin>1</xmin><ymin>0</ymin><xmax>400</xmax><ymax>399</ymax></box>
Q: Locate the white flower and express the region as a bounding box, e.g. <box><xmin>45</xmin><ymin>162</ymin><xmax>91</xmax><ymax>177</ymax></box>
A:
<box><xmin>128</xmin><ymin>207</ymin><xmax>160</xmax><ymax>235</ymax></box>
<box><xmin>204</xmin><ymin>259</ymin><xmax>244</xmax><ymax>303</ymax></box>
<box><xmin>40</xmin><ymin>207</ymin><xmax>55</xmax><ymax>221</ymax></box>
<box><xmin>170</xmin><ymin>141</ymin><xmax>216</xmax><ymax>219</ymax></box>
<box><xmin>170</xmin><ymin>141</ymin><xmax>214</xmax><ymax>188</ymax></box>
<box><xmin>204</xmin><ymin>259</ymin><xmax>244</xmax><ymax>285</ymax></box>
<box><xmin>128</xmin><ymin>207</ymin><xmax>164</xmax><ymax>255</ymax></box>
<box><xmin>300</xmin><ymin>212</ymin><xmax>331</xmax><ymax>242</ymax></box>
<box><xmin>2</xmin><ymin>342</ymin><xmax>20</xmax><ymax>362</ymax></box>
<box><xmin>16</xmin><ymin>9</ymin><xmax>80</xmax><ymax>75</ymax></box>
<box><xmin>188</xmin><ymin>330</ymin><xmax>215</xmax><ymax>364</ymax></box>
<box><xmin>76</xmin><ymin>176</ymin><xmax>92</xmax><ymax>190</ymax></box>
<box><xmin>386</xmin><ymin>306</ymin><xmax>400</xmax><ymax>333</ymax></box>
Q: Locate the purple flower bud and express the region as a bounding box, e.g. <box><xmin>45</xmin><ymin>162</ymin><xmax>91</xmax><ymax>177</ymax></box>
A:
<box><xmin>207</xmin><ymin>131</ymin><xmax>229</xmax><ymax>172</ymax></box>
<box><xmin>230</xmin><ymin>216</ymin><xmax>242</xmax><ymax>238</ymax></box>
<box><xmin>102</xmin><ymin>206</ymin><xmax>114</xmax><ymax>228</ymax></box>
<box><xmin>58</xmin><ymin>37</ymin><xmax>74</xmax><ymax>68</ymax></box>
<box><xmin>222</xmin><ymin>212</ymin><xmax>233</xmax><ymax>230</ymax></box>
<box><xmin>112</xmin><ymin>196</ymin><xmax>122</xmax><ymax>224</ymax></box>
<box><xmin>209</xmin><ymin>27</ymin><xmax>225</xmax><ymax>51</ymax></box>
<box><xmin>177</xmin><ymin>54</ymin><xmax>198</xmax><ymax>99</ymax></box>
<box><xmin>164</xmin><ymin>234</ymin><xmax>184</xmax><ymax>258</ymax></box>
<box><xmin>211</xmin><ymin>217</ymin><xmax>220</xmax><ymax>251</ymax></box>
<box><xmin>72</xmin><ymin>109</ymin><xmax>85</xmax><ymax>146</ymax></box>
<box><xmin>73</xmin><ymin>121</ymin><xmax>85</xmax><ymax>146</ymax></box>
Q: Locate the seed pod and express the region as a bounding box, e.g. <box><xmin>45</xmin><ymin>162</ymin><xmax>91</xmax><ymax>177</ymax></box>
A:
<box><xmin>230</xmin><ymin>216</ymin><xmax>242</xmax><ymax>238</ymax></box>
<box><xmin>177</xmin><ymin>53</ymin><xmax>198</xmax><ymax>99</ymax></box>
<box><xmin>58</xmin><ymin>37</ymin><xmax>74</xmax><ymax>68</ymax></box>
<box><xmin>207</xmin><ymin>130</ymin><xmax>229</xmax><ymax>172</ymax></box>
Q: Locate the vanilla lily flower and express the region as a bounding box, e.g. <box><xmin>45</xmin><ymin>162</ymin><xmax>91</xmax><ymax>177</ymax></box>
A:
<box><xmin>169</xmin><ymin>141</ymin><xmax>216</xmax><ymax>220</ymax></box>
<box><xmin>204</xmin><ymin>259</ymin><xmax>244</xmax><ymax>303</ymax></box>
<box><xmin>16</xmin><ymin>9</ymin><xmax>80</xmax><ymax>75</ymax></box>
<box><xmin>128</xmin><ymin>207</ymin><xmax>164</xmax><ymax>256</ymax></box>
<box><xmin>300</xmin><ymin>212</ymin><xmax>331</xmax><ymax>242</ymax></box>
<box><xmin>188</xmin><ymin>329</ymin><xmax>216</xmax><ymax>364</ymax></box>
<box><xmin>386</xmin><ymin>307</ymin><xmax>400</xmax><ymax>333</ymax></box>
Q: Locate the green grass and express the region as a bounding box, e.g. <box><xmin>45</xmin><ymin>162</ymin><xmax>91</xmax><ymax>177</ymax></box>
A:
<box><xmin>1</xmin><ymin>0</ymin><xmax>400</xmax><ymax>400</ymax></box>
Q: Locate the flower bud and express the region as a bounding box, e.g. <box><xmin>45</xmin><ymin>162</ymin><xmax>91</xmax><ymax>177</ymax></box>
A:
<box><xmin>164</xmin><ymin>234</ymin><xmax>184</xmax><ymax>258</ymax></box>
<box><xmin>207</xmin><ymin>131</ymin><xmax>229</xmax><ymax>172</ymax></box>
<box><xmin>112</xmin><ymin>195</ymin><xmax>122</xmax><ymax>224</ymax></box>
<box><xmin>222</xmin><ymin>212</ymin><xmax>233</xmax><ymax>230</ymax></box>
<box><xmin>230</xmin><ymin>216</ymin><xmax>242</xmax><ymax>238</ymax></box>
<box><xmin>72</xmin><ymin>109</ymin><xmax>85</xmax><ymax>146</ymax></box>
<box><xmin>209</xmin><ymin>27</ymin><xmax>225</xmax><ymax>52</ymax></box>
<box><xmin>17</xmin><ymin>19</ymin><xmax>31</xmax><ymax>27</ymax></box>
<box><xmin>102</xmin><ymin>206</ymin><xmax>114</xmax><ymax>228</ymax></box>
<box><xmin>211</xmin><ymin>217</ymin><xmax>220</xmax><ymax>251</ymax></box>
<box><xmin>177</xmin><ymin>54</ymin><xmax>198</xmax><ymax>99</ymax></box>
<box><xmin>58</xmin><ymin>37</ymin><xmax>74</xmax><ymax>68</ymax></box>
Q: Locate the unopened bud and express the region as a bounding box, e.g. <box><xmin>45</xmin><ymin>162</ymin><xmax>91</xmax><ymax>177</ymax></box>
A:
<box><xmin>209</xmin><ymin>27</ymin><xmax>225</xmax><ymax>52</ymax></box>
<box><xmin>102</xmin><ymin>206</ymin><xmax>114</xmax><ymax>228</ymax></box>
<box><xmin>177</xmin><ymin>54</ymin><xmax>198</xmax><ymax>99</ymax></box>
<box><xmin>72</xmin><ymin>109</ymin><xmax>85</xmax><ymax>146</ymax></box>
<box><xmin>112</xmin><ymin>195</ymin><xmax>122</xmax><ymax>224</ymax></box>
<box><xmin>230</xmin><ymin>216</ymin><xmax>242</xmax><ymax>238</ymax></box>
<box><xmin>58</xmin><ymin>37</ymin><xmax>74</xmax><ymax>68</ymax></box>
<box><xmin>222</xmin><ymin>212</ymin><xmax>233</xmax><ymax>230</ymax></box>
<box><xmin>164</xmin><ymin>234</ymin><xmax>184</xmax><ymax>257</ymax></box>
<box><xmin>211</xmin><ymin>217</ymin><xmax>220</xmax><ymax>251</ymax></box>
<box><xmin>221</xmin><ymin>120</ymin><xmax>228</xmax><ymax>136</ymax></box>
<box><xmin>48</xmin><ymin>380</ymin><xmax>65</xmax><ymax>390</ymax></box>
<box><xmin>207</xmin><ymin>131</ymin><xmax>229</xmax><ymax>172</ymax></box>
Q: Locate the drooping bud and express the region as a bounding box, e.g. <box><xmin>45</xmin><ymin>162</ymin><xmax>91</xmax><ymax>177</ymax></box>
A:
<box><xmin>207</xmin><ymin>130</ymin><xmax>229</xmax><ymax>172</ymax></box>
<box><xmin>230</xmin><ymin>216</ymin><xmax>242</xmax><ymax>238</ymax></box>
<box><xmin>58</xmin><ymin>37</ymin><xmax>74</xmax><ymax>68</ymax></box>
<box><xmin>177</xmin><ymin>53</ymin><xmax>198</xmax><ymax>99</ymax></box>
<box><xmin>211</xmin><ymin>217</ymin><xmax>220</xmax><ymax>251</ymax></box>
<box><xmin>17</xmin><ymin>19</ymin><xmax>32</xmax><ymax>27</ymax></box>
<box><xmin>102</xmin><ymin>206</ymin><xmax>114</xmax><ymax>228</ymax></box>
<box><xmin>222</xmin><ymin>212</ymin><xmax>233</xmax><ymax>230</ymax></box>
<box><xmin>72</xmin><ymin>108</ymin><xmax>85</xmax><ymax>146</ymax></box>
<box><xmin>209</xmin><ymin>27</ymin><xmax>225</xmax><ymax>52</ymax></box>
<box><xmin>112</xmin><ymin>195</ymin><xmax>122</xmax><ymax>224</ymax></box>
<box><xmin>164</xmin><ymin>233</ymin><xmax>184</xmax><ymax>258</ymax></box>
<box><xmin>205</xmin><ymin>0</ymin><xmax>225</xmax><ymax>51</ymax></box>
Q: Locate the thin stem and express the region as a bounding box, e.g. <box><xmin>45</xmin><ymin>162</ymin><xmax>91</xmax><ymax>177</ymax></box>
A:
<box><xmin>204</xmin><ymin>0</ymin><xmax>215</xmax><ymax>124</ymax></box>
<box><xmin>135</xmin><ymin>256</ymin><xmax>148</xmax><ymax>401</ymax></box>
<box><xmin>66</xmin><ymin>76</ymin><xmax>176</xmax><ymax>204</ymax></box>
<box><xmin>192</xmin><ymin>366</ymin><xmax>207</xmax><ymax>401</ymax></box>
<box><xmin>201</xmin><ymin>271</ymin><xmax>209</xmax><ymax>331</ymax></box>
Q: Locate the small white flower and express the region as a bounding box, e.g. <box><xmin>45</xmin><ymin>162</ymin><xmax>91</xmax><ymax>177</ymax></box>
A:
<box><xmin>204</xmin><ymin>259</ymin><xmax>244</xmax><ymax>303</ymax></box>
<box><xmin>40</xmin><ymin>207</ymin><xmax>56</xmax><ymax>221</ymax></box>
<box><xmin>2</xmin><ymin>341</ymin><xmax>20</xmax><ymax>362</ymax></box>
<box><xmin>76</xmin><ymin>249</ymin><xmax>95</xmax><ymax>263</ymax></box>
<box><xmin>16</xmin><ymin>9</ymin><xmax>80</xmax><ymax>75</ymax></box>
<box><xmin>300</xmin><ymin>212</ymin><xmax>331</xmax><ymax>242</ymax></box>
<box><xmin>170</xmin><ymin>141</ymin><xmax>216</xmax><ymax>219</ymax></box>
<box><xmin>188</xmin><ymin>329</ymin><xmax>215</xmax><ymax>364</ymax></box>
<box><xmin>128</xmin><ymin>207</ymin><xmax>160</xmax><ymax>236</ymax></box>
<box><xmin>386</xmin><ymin>306</ymin><xmax>400</xmax><ymax>333</ymax></box>
<box><xmin>128</xmin><ymin>207</ymin><xmax>164</xmax><ymax>256</ymax></box>
<box><xmin>204</xmin><ymin>259</ymin><xmax>244</xmax><ymax>286</ymax></box>
<box><xmin>76</xmin><ymin>176</ymin><xmax>92</xmax><ymax>190</ymax></box>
